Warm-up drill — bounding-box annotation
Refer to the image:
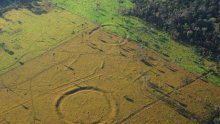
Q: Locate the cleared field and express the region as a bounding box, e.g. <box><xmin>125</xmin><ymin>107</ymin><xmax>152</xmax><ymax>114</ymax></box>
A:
<box><xmin>51</xmin><ymin>0</ymin><xmax>220</xmax><ymax>85</ymax></box>
<box><xmin>0</xmin><ymin>25</ymin><xmax>219</xmax><ymax>123</ymax></box>
<box><xmin>0</xmin><ymin>6</ymin><xmax>95</xmax><ymax>74</ymax></box>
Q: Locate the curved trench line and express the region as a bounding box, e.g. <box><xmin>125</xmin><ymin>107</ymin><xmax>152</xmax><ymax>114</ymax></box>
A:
<box><xmin>100</xmin><ymin>24</ymin><xmax>130</xmax><ymax>46</ymax></box>
<box><xmin>0</xmin><ymin>52</ymin><xmax>103</xmax><ymax>92</ymax></box>
<box><xmin>0</xmin><ymin>54</ymin><xmax>73</xmax><ymax>91</ymax></box>
<box><xmin>0</xmin><ymin>26</ymin><xmax>101</xmax><ymax>89</ymax></box>
<box><xmin>0</xmin><ymin>74</ymin><xmax>103</xmax><ymax>117</ymax></box>
<box><xmin>55</xmin><ymin>86</ymin><xmax>117</xmax><ymax>124</ymax></box>
<box><xmin>88</xmin><ymin>26</ymin><xmax>102</xmax><ymax>35</ymax></box>
<box><xmin>0</xmin><ymin>36</ymin><xmax>48</xmax><ymax>74</ymax></box>
<box><xmin>0</xmin><ymin>24</ymin><xmax>94</xmax><ymax>76</ymax></box>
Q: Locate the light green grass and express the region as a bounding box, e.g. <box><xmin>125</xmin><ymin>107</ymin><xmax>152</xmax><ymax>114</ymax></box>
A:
<box><xmin>50</xmin><ymin>0</ymin><xmax>219</xmax><ymax>85</ymax></box>
<box><xmin>52</xmin><ymin>0</ymin><xmax>133</xmax><ymax>24</ymax></box>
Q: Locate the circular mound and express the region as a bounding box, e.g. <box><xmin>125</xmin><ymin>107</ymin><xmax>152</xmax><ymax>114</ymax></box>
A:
<box><xmin>55</xmin><ymin>86</ymin><xmax>117</xmax><ymax>124</ymax></box>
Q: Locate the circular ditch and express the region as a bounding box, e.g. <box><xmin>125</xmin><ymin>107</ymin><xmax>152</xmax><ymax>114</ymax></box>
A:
<box><xmin>100</xmin><ymin>24</ymin><xmax>129</xmax><ymax>46</ymax></box>
<box><xmin>55</xmin><ymin>86</ymin><xmax>117</xmax><ymax>124</ymax></box>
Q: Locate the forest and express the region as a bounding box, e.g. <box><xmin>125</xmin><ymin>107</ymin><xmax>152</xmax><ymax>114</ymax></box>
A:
<box><xmin>130</xmin><ymin>0</ymin><xmax>220</xmax><ymax>60</ymax></box>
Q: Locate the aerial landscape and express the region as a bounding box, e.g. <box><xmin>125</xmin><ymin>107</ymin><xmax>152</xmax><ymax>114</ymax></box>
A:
<box><xmin>0</xmin><ymin>0</ymin><xmax>219</xmax><ymax>124</ymax></box>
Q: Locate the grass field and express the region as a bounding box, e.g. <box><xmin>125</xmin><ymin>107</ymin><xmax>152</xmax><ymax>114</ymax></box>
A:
<box><xmin>0</xmin><ymin>26</ymin><xmax>219</xmax><ymax>123</ymax></box>
<box><xmin>50</xmin><ymin>0</ymin><xmax>219</xmax><ymax>85</ymax></box>
<box><xmin>0</xmin><ymin>7</ymin><xmax>95</xmax><ymax>74</ymax></box>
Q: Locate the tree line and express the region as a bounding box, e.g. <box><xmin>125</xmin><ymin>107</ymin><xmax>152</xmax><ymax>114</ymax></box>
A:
<box><xmin>0</xmin><ymin>0</ymin><xmax>38</xmax><ymax>14</ymax></box>
<box><xmin>130</xmin><ymin>0</ymin><xmax>220</xmax><ymax>60</ymax></box>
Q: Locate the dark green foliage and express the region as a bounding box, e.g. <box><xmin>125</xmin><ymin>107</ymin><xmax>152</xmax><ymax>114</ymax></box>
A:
<box><xmin>0</xmin><ymin>0</ymin><xmax>35</xmax><ymax>9</ymax></box>
<box><xmin>0</xmin><ymin>0</ymin><xmax>45</xmax><ymax>15</ymax></box>
<box><xmin>124</xmin><ymin>95</ymin><xmax>134</xmax><ymax>103</ymax></box>
<box><xmin>131</xmin><ymin>0</ymin><xmax>220</xmax><ymax>60</ymax></box>
<box><xmin>0</xmin><ymin>0</ymin><xmax>35</xmax><ymax>6</ymax></box>
<box><xmin>0</xmin><ymin>43</ymin><xmax>14</xmax><ymax>55</ymax></box>
<box><xmin>182</xmin><ymin>78</ymin><xmax>193</xmax><ymax>85</ymax></box>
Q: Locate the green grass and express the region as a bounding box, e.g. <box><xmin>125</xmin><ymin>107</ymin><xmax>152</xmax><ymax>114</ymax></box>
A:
<box><xmin>52</xmin><ymin>0</ymin><xmax>133</xmax><ymax>24</ymax></box>
<box><xmin>50</xmin><ymin>0</ymin><xmax>220</xmax><ymax>85</ymax></box>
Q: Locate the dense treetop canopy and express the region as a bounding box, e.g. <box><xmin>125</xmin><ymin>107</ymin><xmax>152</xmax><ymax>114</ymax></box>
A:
<box><xmin>131</xmin><ymin>0</ymin><xmax>220</xmax><ymax>59</ymax></box>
